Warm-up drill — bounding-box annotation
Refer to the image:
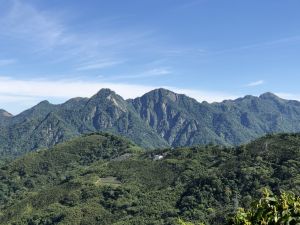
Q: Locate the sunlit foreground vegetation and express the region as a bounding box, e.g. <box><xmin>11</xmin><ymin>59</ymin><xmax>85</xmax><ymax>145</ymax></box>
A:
<box><xmin>179</xmin><ymin>189</ymin><xmax>300</xmax><ymax>224</ymax></box>
<box><xmin>1</xmin><ymin>132</ymin><xmax>300</xmax><ymax>224</ymax></box>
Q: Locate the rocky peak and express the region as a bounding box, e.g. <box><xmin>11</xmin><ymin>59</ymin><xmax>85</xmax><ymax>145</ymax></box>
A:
<box><xmin>139</xmin><ymin>88</ymin><xmax>180</xmax><ymax>104</ymax></box>
<box><xmin>88</xmin><ymin>88</ymin><xmax>127</xmax><ymax>111</ymax></box>
<box><xmin>93</xmin><ymin>88</ymin><xmax>117</xmax><ymax>98</ymax></box>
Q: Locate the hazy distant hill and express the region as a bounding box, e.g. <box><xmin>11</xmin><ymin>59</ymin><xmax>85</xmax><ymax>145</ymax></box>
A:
<box><xmin>2</xmin><ymin>88</ymin><xmax>300</xmax><ymax>156</ymax></box>
<box><xmin>0</xmin><ymin>109</ymin><xmax>12</xmax><ymax>126</ymax></box>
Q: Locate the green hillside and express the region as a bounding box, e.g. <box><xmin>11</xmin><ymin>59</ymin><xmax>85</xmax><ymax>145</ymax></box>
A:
<box><xmin>1</xmin><ymin>132</ymin><xmax>300</xmax><ymax>224</ymax></box>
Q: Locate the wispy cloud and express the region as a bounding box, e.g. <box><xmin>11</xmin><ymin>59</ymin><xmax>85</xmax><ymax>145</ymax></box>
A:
<box><xmin>146</xmin><ymin>68</ymin><xmax>171</xmax><ymax>75</ymax></box>
<box><xmin>0</xmin><ymin>76</ymin><xmax>237</xmax><ymax>114</ymax></box>
<box><xmin>1</xmin><ymin>0</ymin><xmax>65</xmax><ymax>49</ymax></box>
<box><xmin>0</xmin><ymin>0</ymin><xmax>157</xmax><ymax>69</ymax></box>
<box><xmin>0</xmin><ymin>59</ymin><xmax>16</xmax><ymax>66</ymax></box>
<box><xmin>212</xmin><ymin>35</ymin><xmax>300</xmax><ymax>56</ymax></box>
<box><xmin>75</xmin><ymin>60</ymin><xmax>124</xmax><ymax>71</ymax></box>
<box><xmin>104</xmin><ymin>68</ymin><xmax>172</xmax><ymax>80</ymax></box>
<box><xmin>0</xmin><ymin>0</ymin><xmax>194</xmax><ymax>81</ymax></box>
<box><xmin>246</xmin><ymin>80</ymin><xmax>264</xmax><ymax>87</ymax></box>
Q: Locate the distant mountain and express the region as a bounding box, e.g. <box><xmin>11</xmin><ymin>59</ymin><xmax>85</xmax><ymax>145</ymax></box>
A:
<box><xmin>0</xmin><ymin>109</ymin><xmax>12</xmax><ymax>125</ymax></box>
<box><xmin>0</xmin><ymin>89</ymin><xmax>168</xmax><ymax>156</ymax></box>
<box><xmin>129</xmin><ymin>88</ymin><xmax>222</xmax><ymax>146</ymax></box>
<box><xmin>0</xmin><ymin>109</ymin><xmax>12</xmax><ymax>117</ymax></box>
<box><xmin>2</xmin><ymin>88</ymin><xmax>300</xmax><ymax>156</ymax></box>
<box><xmin>130</xmin><ymin>88</ymin><xmax>300</xmax><ymax>146</ymax></box>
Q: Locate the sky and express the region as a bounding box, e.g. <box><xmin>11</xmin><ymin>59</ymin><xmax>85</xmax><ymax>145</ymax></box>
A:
<box><xmin>0</xmin><ymin>0</ymin><xmax>300</xmax><ymax>114</ymax></box>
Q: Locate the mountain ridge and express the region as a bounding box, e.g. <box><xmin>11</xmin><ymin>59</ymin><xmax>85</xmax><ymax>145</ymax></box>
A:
<box><xmin>1</xmin><ymin>89</ymin><xmax>287</xmax><ymax>118</ymax></box>
<box><xmin>2</xmin><ymin>88</ymin><xmax>300</xmax><ymax>157</ymax></box>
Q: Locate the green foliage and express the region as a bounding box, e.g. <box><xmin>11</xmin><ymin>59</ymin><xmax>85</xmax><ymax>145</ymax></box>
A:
<box><xmin>228</xmin><ymin>189</ymin><xmax>300</xmax><ymax>225</ymax></box>
<box><xmin>1</xmin><ymin>133</ymin><xmax>300</xmax><ymax>224</ymax></box>
<box><xmin>178</xmin><ymin>218</ymin><xmax>205</xmax><ymax>225</ymax></box>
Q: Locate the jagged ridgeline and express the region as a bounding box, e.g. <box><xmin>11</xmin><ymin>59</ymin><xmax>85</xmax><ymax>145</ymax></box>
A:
<box><xmin>2</xmin><ymin>88</ymin><xmax>300</xmax><ymax>157</ymax></box>
<box><xmin>1</xmin><ymin>132</ymin><xmax>300</xmax><ymax>224</ymax></box>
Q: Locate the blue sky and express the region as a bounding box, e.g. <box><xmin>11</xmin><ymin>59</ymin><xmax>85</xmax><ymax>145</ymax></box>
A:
<box><xmin>0</xmin><ymin>0</ymin><xmax>300</xmax><ymax>114</ymax></box>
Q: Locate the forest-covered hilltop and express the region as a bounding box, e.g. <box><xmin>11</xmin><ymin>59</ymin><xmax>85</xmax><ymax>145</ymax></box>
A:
<box><xmin>1</xmin><ymin>132</ymin><xmax>300</xmax><ymax>224</ymax></box>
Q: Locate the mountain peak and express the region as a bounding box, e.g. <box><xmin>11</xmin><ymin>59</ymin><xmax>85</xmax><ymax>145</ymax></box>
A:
<box><xmin>0</xmin><ymin>109</ymin><xmax>13</xmax><ymax>117</ymax></box>
<box><xmin>88</xmin><ymin>88</ymin><xmax>128</xmax><ymax>112</ymax></box>
<box><xmin>143</xmin><ymin>88</ymin><xmax>180</xmax><ymax>102</ymax></box>
<box><xmin>36</xmin><ymin>100</ymin><xmax>52</xmax><ymax>106</ymax></box>
<box><xmin>259</xmin><ymin>92</ymin><xmax>280</xmax><ymax>100</ymax></box>
<box><xmin>93</xmin><ymin>88</ymin><xmax>117</xmax><ymax>98</ymax></box>
<box><xmin>151</xmin><ymin>88</ymin><xmax>176</xmax><ymax>95</ymax></box>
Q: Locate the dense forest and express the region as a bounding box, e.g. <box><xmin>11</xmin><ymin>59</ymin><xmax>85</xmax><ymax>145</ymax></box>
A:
<box><xmin>0</xmin><ymin>132</ymin><xmax>300</xmax><ymax>224</ymax></box>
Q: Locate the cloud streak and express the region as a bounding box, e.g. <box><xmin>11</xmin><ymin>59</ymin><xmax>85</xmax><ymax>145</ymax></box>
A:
<box><xmin>102</xmin><ymin>68</ymin><xmax>172</xmax><ymax>80</ymax></box>
<box><xmin>212</xmin><ymin>35</ymin><xmax>300</xmax><ymax>56</ymax></box>
<box><xmin>0</xmin><ymin>0</ymin><xmax>160</xmax><ymax>70</ymax></box>
<box><xmin>1</xmin><ymin>0</ymin><xmax>65</xmax><ymax>49</ymax></box>
<box><xmin>75</xmin><ymin>60</ymin><xmax>124</xmax><ymax>71</ymax></box>
<box><xmin>246</xmin><ymin>80</ymin><xmax>264</xmax><ymax>87</ymax></box>
<box><xmin>0</xmin><ymin>59</ymin><xmax>15</xmax><ymax>66</ymax></box>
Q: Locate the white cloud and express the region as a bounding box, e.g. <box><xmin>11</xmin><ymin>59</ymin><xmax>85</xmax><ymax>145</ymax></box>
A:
<box><xmin>246</xmin><ymin>80</ymin><xmax>264</xmax><ymax>87</ymax></box>
<box><xmin>0</xmin><ymin>59</ymin><xmax>16</xmax><ymax>66</ymax></box>
<box><xmin>0</xmin><ymin>76</ymin><xmax>237</xmax><ymax>114</ymax></box>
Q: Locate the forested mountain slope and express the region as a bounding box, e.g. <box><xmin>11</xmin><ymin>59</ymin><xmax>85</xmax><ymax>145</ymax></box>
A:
<box><xmin>0</xmin><ymin>132</ymin><xmax>300</xmax><ymax>224</ymax></box>
<box><xmin>2</xmin><ymin>88</ymin><xmax>300</xmax><ymax>157</ymax></box>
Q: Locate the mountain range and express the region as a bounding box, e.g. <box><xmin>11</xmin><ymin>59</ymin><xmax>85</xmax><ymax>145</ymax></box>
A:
<box><xmin>1</xmin><ymin>88</ymin><xmax>300</xmax><ymax>157</ymax></box>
